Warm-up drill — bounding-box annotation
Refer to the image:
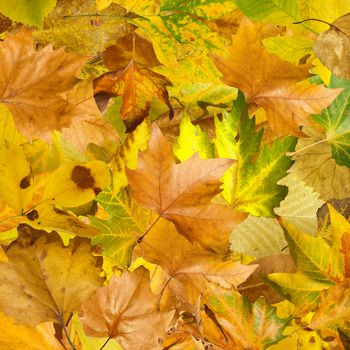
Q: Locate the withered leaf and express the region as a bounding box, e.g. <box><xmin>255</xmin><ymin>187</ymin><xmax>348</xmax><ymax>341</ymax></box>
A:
<box><xmin>0</xmin><ymin>31</ymin><xmax>87</xmax><ymax>139</ymax></box>
<box><xmin>213</xmin><ymin>18</ymin><xmax>342</xmax><ymax>136</ymax></box>
<box><xmin>80</xmin><ymin>267</ymin><xmax>174</xmax><ymax>350</ymax></box>
<box><xmin>0</xmin><ymin>230</ymin><xmax>103</xmax><ymax>326</ymax></box>
<box><xmin>126</xmin><ymin>123</ymin><xmax>247</xmax><ymax>252</ymax></box>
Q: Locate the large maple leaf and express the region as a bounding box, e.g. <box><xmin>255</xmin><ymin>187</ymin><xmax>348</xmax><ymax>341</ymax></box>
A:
<box><xmin>0</xmin><ymin>31</ymin><xmax>86</xmax><ymax>139</ymax></box>
<box><xmin>135</xmin><ymin>218</ymin><xmax>257</xmax><ymax>310</ymax></box>
<box><xmin>126</xmin><ymin>123</ymin><xmax>247</xmax><ymax>252</ymax></box>
<box><xmin>213</xmin><ymin>17</ymin><xmax>342</xmax><ymax>136</ymax></box>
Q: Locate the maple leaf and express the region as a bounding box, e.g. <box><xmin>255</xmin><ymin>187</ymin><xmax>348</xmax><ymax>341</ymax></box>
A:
<box><xmin>80</xmin><ymin>267</ymin><xmax>175</xmax><ymax>350</ymax></box>
<box><xmin>126</xmin><ymin>123</ymin><xmax>247</xmax><ymax>252</ymax></box>
<box><xmin>89</xmin><ymin>187</ymin><xmax>154</xmax><ymax>268</ymax></box>
<box><xmin>213</xmin><ymin>18</ymin><xmax>342</xmax><ymax>136</ymax></box>
<box><xmin>135</xmin><ymin>218</ymin><xmax>257</xmax><ymax>310</ymax></box>
<box><xmin>0</xmin><ymin>230</ymin><xmax>103</xmax><ymax>326</ymax></box>
<box><xmin>94</xmin><ymin>60</ymin><xmax>172</xmax><ymax>131</ymax></box>
<box><xmin>0</xmin><ymin>31</ymin><xmax>87</xmax><ymax>139</ymax></box>
<box><xmin>201</xmin><ymin>288</ymin><xmax>291</xmax><ymax>350</ymax></box>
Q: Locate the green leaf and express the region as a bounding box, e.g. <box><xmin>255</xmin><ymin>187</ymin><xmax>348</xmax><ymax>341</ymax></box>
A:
<box><xmin>227</xmin><ymin>104</ymin><xmax>297</xmax><ymax>216</ymax></box>
<box><xmin>235</xmin><ymin>0</ymin><xmax>301</xmax><ymax>25</ymax></box>
<box><xmin>105</xmin><ymin>97</ymin><xmax>126</xmax><ymax>142</ymax></box>
<box><xmin>0</xmin><ymin>0</ymin><xmax>56</xmax><ymax>27</ymax></box>
<box><xmin>268</xmin><ymin>272</ymin><xmax>334</xmax><ymax>309</ymax></box>
<box><xmin>159</xmin><ymin>0</ymin><xmax>235</xmax><ymax>51</ymax></box>
<box><xmin>202</xmin><ymin>289</ymin><xmax>290</xmax><ymax>349</ymax></box>
<box><xmin>90</xmin><ymin>188</ymin><xmax>153</xmax><ymax>268</ymax></box>
<box><xmin>173</xmin><ymin>112</ymin><xmax>214</xmax><ymax>161</ymax></box>
<box><xmin>278</xmin><ymin>218</ymin><xmax>344</xmax><ymax>282</ymax></box>
<box><xmin>263</xmin><ymin>36</ymin><xmax>314</xmax><ymax>64</ymax></box>
<box><xmin>312</xmin><ymin>76</ymin><xmax>350</xmax><ymax>167</ymax></box>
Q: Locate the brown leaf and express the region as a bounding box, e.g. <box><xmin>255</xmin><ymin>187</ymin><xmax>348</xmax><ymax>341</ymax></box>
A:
<box><xmin>136</xmin><ymin>219</ymin><xmax>257</xmax><ymax>310</ymax></box>
<box><xmin>213</xmin><ymin>17</ymin><xmax>342</xmax><ymax>136</ymax></box>
<box><xmin>93</xmin><ymin>60</ymin><xmax>171</xmax><ymax>131</ymax></box>
<box><xmin>62</xmin><ymin>79</ymin><xmax>119</xmax><ymax>151</ymax></box>
<box><xmin>102</xmin><ymin>32</ymin><xmax>160</xmax><ymax>71</ymax></box>
<box><xmin>80</xmin><ymin>267</ymin><xmax>174</xmax><ymax>350</ymax></box>
<box><xmin>238</xmin><ymin>254</ymin><xmax>296</xmax><ymax>304</ymax></box>
<box><xmin>314</xmin><ymin>13</ymin><xmax>350</xmax><ymax>80</ymax></box>
<box><xmin>0</xmin><ymin>31</ymin><xmax>87</xmax><ymax>139</ymax></box>
<box><xmin>0</xmin><ymin>230</ymin><xmax>103</xmax><ymax>326</ymax></box>
<box><xmin>126</xmin><ymin>123</ymin><xmax>247</xmax><ymax>252</ymax></box>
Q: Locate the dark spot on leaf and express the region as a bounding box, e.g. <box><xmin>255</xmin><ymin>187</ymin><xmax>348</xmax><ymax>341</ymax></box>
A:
<box><xmin>40</xmin><ymin>250</ymin><xmax>47</xmax><ymax>260</ymax></box>
<box><xmin>323</xmin><ymin>336</ymin><xmax>335</xmax><ymax>342</ymax></box>
<box><xmin>20</xmin><ymin>174</ymin><xmax>31</xmax><ymax>189</ymax></box>
<box><xmin>94</xmin><ymin>187</ymin><xmax>102</xmax><ymax>195</ymax></box>
<box><xmin>54</xmin><ymin>207</ymin><xmax>69</xmax><ymax>216</ymax></box>
<box><xmin>309</xmin><ymin>336</ymin><xmax>316</xmax><ymax>343</ymax></box>
<box><xmin>71</xmin><ymin>165</ymin><xmax>95</xmax><ymax>189</ymax></box>
<box><xmin>60</xmin><ymin>287</ymin><xmax>66</xmax><ymax>293</ymax></box>
<box><xmin>26</xmin><ymin>209</ymin><xmax>39</xmax><ymax>221</ymax></box>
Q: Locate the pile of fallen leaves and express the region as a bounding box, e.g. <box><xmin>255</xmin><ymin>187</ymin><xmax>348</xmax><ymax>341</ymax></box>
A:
<box><xmin>0</xmin><ymin>0</ymin><xmax>350</xmax><ymax>349</ymax></box>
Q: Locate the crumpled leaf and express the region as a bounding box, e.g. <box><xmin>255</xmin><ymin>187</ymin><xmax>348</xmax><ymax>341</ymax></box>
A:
<box><xmin>213</xmin><ymin>18</ymin><xmax>342</xmax><ymax>136</ymax></box>
<box><xmin>0</xmin><ymin>230</ymin><xmax>103</xmax><ymax>326</ymax></box>
<box><xmin>136</xmin><ymin>218</ymin><xmax>257</xmax><ymax>310</ymax></box>
<box><xmin>0</xmin><ymin>31</ymin><xmax>87</xmax><ymax>139</ymax></box>
<box><xmin>201</xmin><ymin>288</ymin><xmax>291</xmax><ymax>350</ymax></box>
<box><xmin>126</xmin><ymin>123</ymin><xmax>247</xmax><ymax>252</ymax></box>
<box><xmin>80</xmin><ymin>267</ymin><xmax>174</xmax><ymax>350</ymax></box>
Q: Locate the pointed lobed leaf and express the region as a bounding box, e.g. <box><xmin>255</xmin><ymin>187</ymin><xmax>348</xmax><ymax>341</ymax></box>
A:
<box><xmin>312</xmin><ymin>76</ymin><xmax>350</xmax><ymax>167</ymax></box>
<box><xmin>202</xmin><ymin>289</ymin><xmax>290</xmax><ymax>349</ymax></box>
<box><xmin>229</xmin><ymin>110</ymin><xmax>297</xmax><ymax>216</ymax></box>
<box><xmin>0</xmin><ymin>231</ymin><xmax>103</xmax><ymax>326</ymax></box>
<box><xmin>126</xmin><ymin>123</ymin><xmax>247</xmax><ymax>251</ymax></box>
<box><xmin>173</xmin><ymin>112</ymin><xmax>214</xmax><ymax>162</ymax></box>
<box><xmin>90</xmin><ymin>187</ymin><xmax>154</xmax><ymax>268</ymax></box>
<box><xmin>213</xmin><ymin>18</ymin><xmax>342</xmax><ymax>136</ymax></box>
<box><xmin>0</xmin><ymin>31</ymin><xmax>87</xmax><ymax>139</ymax></box>
<box><xmin>136</xmin><ymin>218</ymin><xmax>257</xmax><ymax>309</ymax></box>
<box><xmin>278</xmin><ymin>217</ymin><xmax>344</xmax><ymax>282</ymax></box>
<box><xmin>80</xmin><ymin>267</ymin><xmax>174</xmax><ymax>350</ymax></box>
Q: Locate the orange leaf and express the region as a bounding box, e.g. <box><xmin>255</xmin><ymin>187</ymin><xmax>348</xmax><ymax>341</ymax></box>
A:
<box><xmin>213</xmin><ymin>18</ymin><xmax>342</xmax><ymax>136</ymax></box>
<box><xmin>126</xmin><ymin>124</ymin><xmax>247</xmax><ymax>252</ymax></box>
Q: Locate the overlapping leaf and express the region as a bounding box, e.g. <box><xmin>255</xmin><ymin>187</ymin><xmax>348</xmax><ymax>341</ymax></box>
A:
<box><xmin>213</xmin><ymin>18</ymin><xmax>342</xmax><ymax>136</ymax></box>
<box><xmin>126</xmin><ymin>123</ymin><xmax>247</xmax><ymax>251</ymax></box>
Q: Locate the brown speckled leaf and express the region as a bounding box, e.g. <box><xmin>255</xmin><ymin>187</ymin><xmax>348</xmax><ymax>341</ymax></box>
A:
<box><xmin>0</xmin><ymin>230</ymin><xmax>103</xmax><ymax>326</ymax></box>
<box><xmin>126</xmin><ymin>123</ymin><xmax>247</xmax><ymax>252</ymax></box>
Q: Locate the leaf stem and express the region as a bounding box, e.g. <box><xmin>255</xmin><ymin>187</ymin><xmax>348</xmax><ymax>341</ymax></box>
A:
<box><xmin>99</xmin><ymin>337</ymin><xmax>111</xmax><ymax>350</ymax></box>
<box><xmin>287</xmin><ymin>138</ymin><xmax>328</xmax><ymax>157</ymax></box>
<box><xmin>137</xmin><ymin>215</ymin><xmax>161</xmax><ymax>243</ymax></box>
<box><xmin>59</xmin><ymin>315</ymin><xmax>76</xmax><ymax>350</ymax></box>
<box><xmin>293</xmin><ymin>18</ymin><xmax>347</xmax><ymax>36</ymax></box>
